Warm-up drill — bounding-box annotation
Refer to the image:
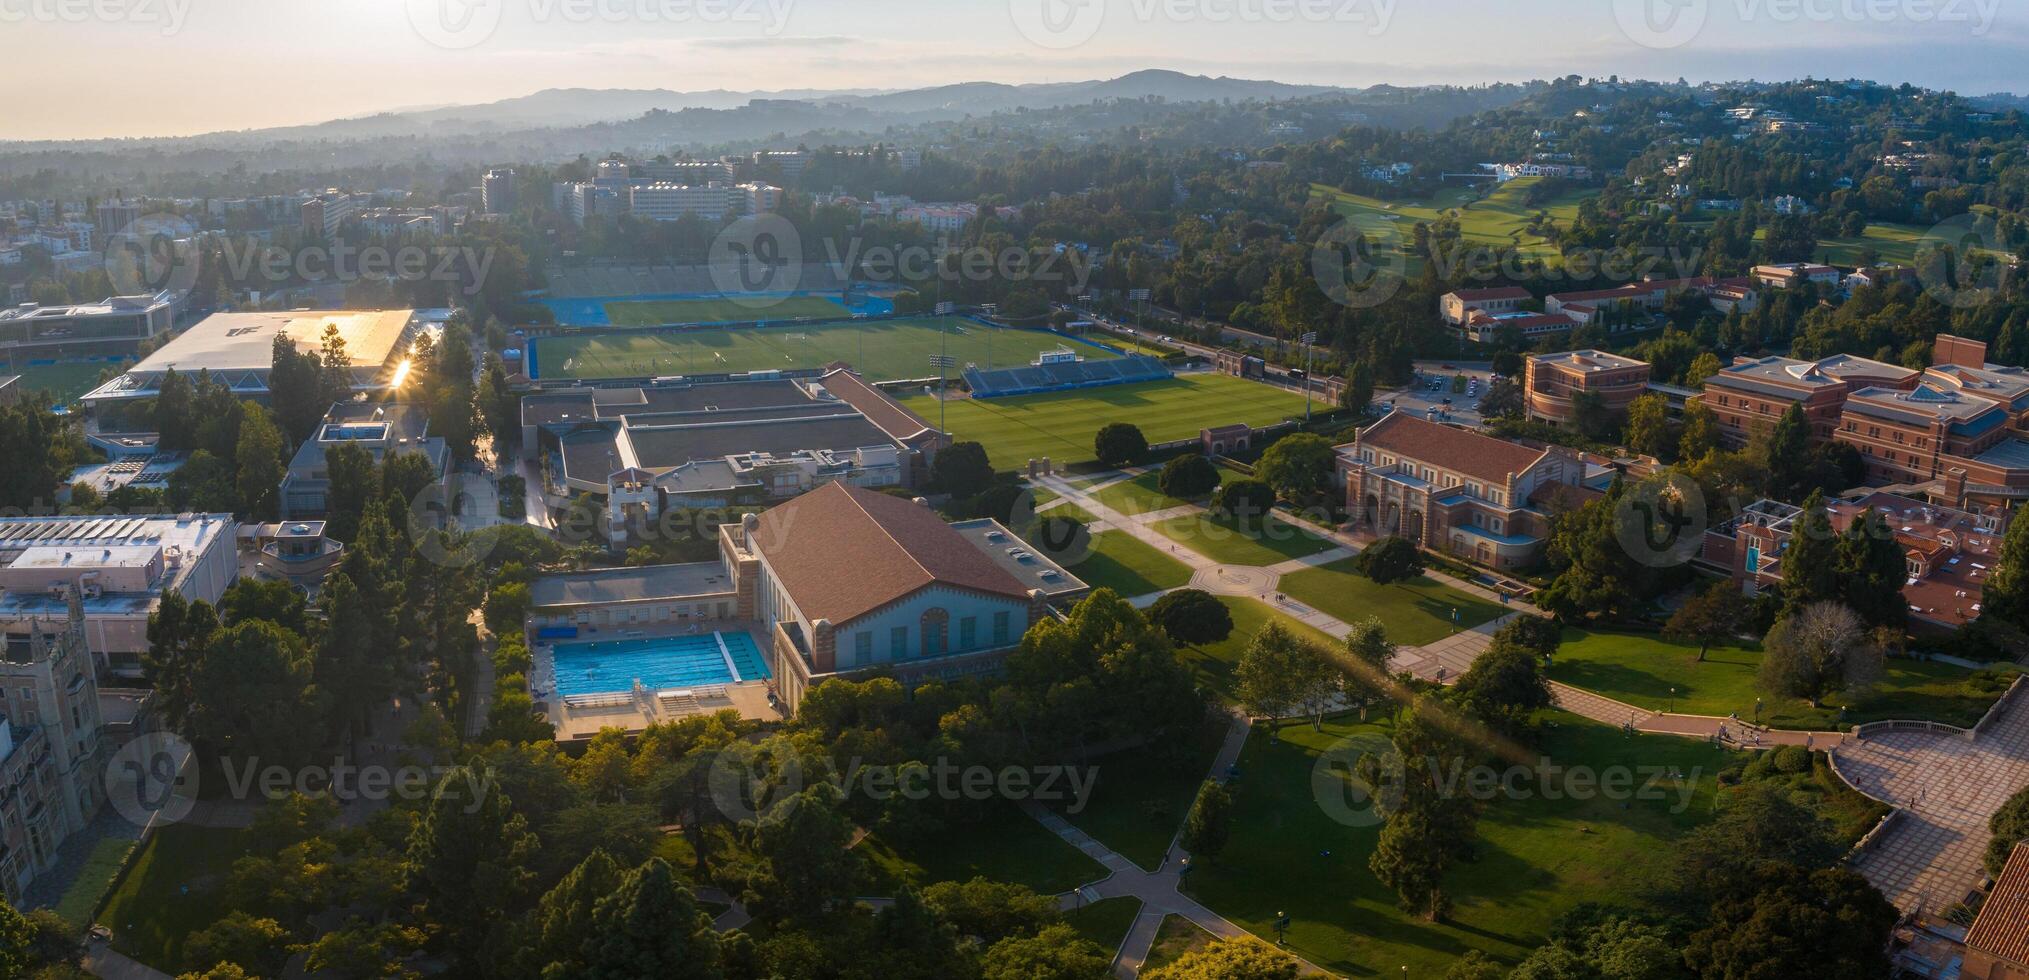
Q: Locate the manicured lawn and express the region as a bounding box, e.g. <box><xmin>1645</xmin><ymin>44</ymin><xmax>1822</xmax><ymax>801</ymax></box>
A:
<box><xmin>861</xmin><ymin>800</ymin><xmax>1104</xmax><ymax>896</ymax></box>
<box><xmin>605</xmin><ymin>294</ymin><xmax>850</xmax><ymax>325</ymax></box>
<box><xmin>537</xmin><ymin>316</ymin><xmax>1110</xmax><ymax>382</ymax></box>
<box><xmin>8</xmin><ymin>361</ymin><xmax>122</xmax><ymax>404</ymax></box>
<box><xmin>902</xmin><ymin>374</ymin><xmax>1313</xmax><ymax>471</ymax></box>
<box><xmin>1176</xmin><ymin>597</ymin><xmax>1343</xmax><ymax>704</ymax></box>
<box><xmin>1063</xmin><ymin>897</ymin><xmax>1141</xmax><ymax>954</ymax></box>
<box><xmin>52</xmin><ymin>835</ymin><xmax>137</xmax><ymax>926</ymax></box>
<box><xmin>1056</xmin><ymin>717</ymin><xmax>1230</xmax><ymax>871</ymax></box>
<box><xmin>1187</xmin><ymin>711</ymin><xmax>1738</xmax><ymax>975</ymax></box>
<box><xmin>1075</xmin><ymin>531</ymin><xmax>1194</xmax><ymax>599</ymax></box>
<box><xmin>1039</xmin><ymin>500</ymin><xmax>1100</xmax><ymax>526</ymax></box>
<box><xmin>1151</xmin><ymin>511</ymin><xmax>1337</xmax><ymax>566</ymax></box>
<box><xmin>1309</xmin><ymin>178</ymin><xmax>1598</xmax><ymax>274</ymax></box>
<box><xmin>96</xmin><ymin>823</ymin><xmax>255</xmax><ymax>970</ymax></box>
<box><xmin>1093</xmin><ymin>471</ymin><xmax>1204</xmax><ymax>517</ymax></box>
<box><xmin>1276</xmin><ymin>560</ymin><xmax>1506</xmax><ymax>647</ymax></box>
<box><xmin>1546</xmin><ymin>629</ymin><xmax>2023</xmax><ymax>730</ymax></box>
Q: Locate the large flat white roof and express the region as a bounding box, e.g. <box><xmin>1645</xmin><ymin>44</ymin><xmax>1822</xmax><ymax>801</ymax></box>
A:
<box><xmin>127</xmin><ymin>309</ymin><xmax>415</xmax><ymax>377</ymax></box>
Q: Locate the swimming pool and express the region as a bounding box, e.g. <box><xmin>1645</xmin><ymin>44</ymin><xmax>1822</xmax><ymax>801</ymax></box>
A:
<box><xmin>550</xmin><ymin>631</ymin><xmax>771</xmax><ymax>696</ymax></box>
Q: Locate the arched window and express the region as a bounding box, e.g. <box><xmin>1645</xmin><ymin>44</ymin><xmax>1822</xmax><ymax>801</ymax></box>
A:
<box><xmin>920</xmin><ymin>608</ymin><xmax>950</xmax><ymax>657</ymax></box>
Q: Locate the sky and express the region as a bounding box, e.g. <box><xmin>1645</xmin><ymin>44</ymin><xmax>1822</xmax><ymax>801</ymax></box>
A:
<box><xmin>2</xmin><ymin>0</ymin><xmax>2025</xmax><ymax>140</ymax></box>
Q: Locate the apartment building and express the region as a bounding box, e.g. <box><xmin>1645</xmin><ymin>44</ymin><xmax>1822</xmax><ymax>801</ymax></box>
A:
<box><xmin>481</xmin><ymin>168</ymin><xmax>518</xmax><ymax>215</ymax></box>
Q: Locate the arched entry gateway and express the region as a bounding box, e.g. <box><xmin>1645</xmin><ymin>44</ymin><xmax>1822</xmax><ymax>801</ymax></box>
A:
<box><xmin>1361</xmin><ymin>494</ymin><xmax>1379</xmax><ymax>528</ymax></box>
<box><xmin>1403</xmin><ymin>509</ymin><xmax>1424</xmax><ymax>543</ymax></box>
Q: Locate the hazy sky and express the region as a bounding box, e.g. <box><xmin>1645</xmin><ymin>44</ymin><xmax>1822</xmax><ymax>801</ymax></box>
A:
<box><xmin>3</xmin><ymin>0</ymin><xmax>2025</xmax><ymax>140</ymax></box>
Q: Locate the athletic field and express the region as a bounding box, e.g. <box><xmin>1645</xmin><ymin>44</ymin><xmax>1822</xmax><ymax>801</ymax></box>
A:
<box><xmin>605</xmin><ymin>294</ymin><xmax>852</xmax><ymax>326</ymax></box>
<box><xmin>532</xmin><ymin>316</ymin><xmax>1120</xmax><ymax>382</ymax></box>
<box><xmin>902</xmin><ymin>373</ymin><xmax>1315</xmax><ymax>470</ymax></box>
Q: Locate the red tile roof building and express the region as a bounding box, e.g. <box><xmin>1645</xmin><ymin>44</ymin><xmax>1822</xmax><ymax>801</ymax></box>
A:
<box><xmin>1438</xmin><ymin>286</ymin><xmax>1531</xmax><ymax>325</ymax></box>
<box><xmin>1335</xmin><ymin>412</ymin><xmax>1593</xmax><ymax>569</ymax></box>
<box><xmin>1964</xmin><ymin>843</ymin><xmax>2029</xmax><ymax>979</ymax></box>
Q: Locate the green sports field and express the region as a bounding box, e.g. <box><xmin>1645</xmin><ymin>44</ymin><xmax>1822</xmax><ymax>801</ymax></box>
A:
<box><xmin>604</xmin><ymin>295</ymin><xmax>849</xmax><ymax>325</ymax></box>
<box><xmin>901</xmin><ymin>373</ymin><xmax>1315</xmax><ymax>470</ymax></box>
<box><xmin>534</xmin><ymin>316</ymin><xmax>1115</xmax><ymax>382</ymax></box>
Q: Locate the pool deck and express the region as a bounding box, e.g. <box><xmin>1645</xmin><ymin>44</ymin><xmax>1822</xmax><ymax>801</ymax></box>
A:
<box><xmin>532</xmin><ymin>621</ymin><xmax>787</xmax><ymax>737</ymax></box>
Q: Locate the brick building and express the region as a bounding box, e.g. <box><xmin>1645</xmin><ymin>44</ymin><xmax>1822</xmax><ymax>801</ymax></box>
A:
<box><xmin>1523</xmin><ymin>349</ymin><xmax>1653</xmax><ymax>425</ymax></box>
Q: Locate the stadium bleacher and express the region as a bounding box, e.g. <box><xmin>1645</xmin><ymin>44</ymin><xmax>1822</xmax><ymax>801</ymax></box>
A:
<box><xmin>963</xmin><ymin>353</ymin><xmax>1173</xmax><ymax>398</ymax></box>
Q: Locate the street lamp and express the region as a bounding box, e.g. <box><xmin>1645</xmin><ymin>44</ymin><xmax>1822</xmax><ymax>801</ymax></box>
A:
<box><xmin>1299</xmin><ymin>331</ymin><xmax>1318</xmax><ymax>425</ymax></box>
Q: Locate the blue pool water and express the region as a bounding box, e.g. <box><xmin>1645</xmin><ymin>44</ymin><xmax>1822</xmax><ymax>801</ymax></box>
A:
<box><xmin>551</xmin><ymin>632</ymin><xmax>771</xmax><ymax>696</ymax></box>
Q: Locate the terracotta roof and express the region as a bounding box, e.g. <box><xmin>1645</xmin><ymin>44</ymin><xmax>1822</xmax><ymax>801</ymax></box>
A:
<box><xmin>1968</xmin><ymin>843</ymin><xmax>2029</xmax><ymax>966</ymax></box>
<box><xmin>1448</xmin><ymin>286</ymin><xmax>1531</xmax><ymax>302</ymax></box>
<box><xmin>748</xmin><ymin>482</ymin><xmax>1031</xmax><ymax>625</ymax></box>
<box><xmin>1354</xmin><ymin>412</ymin><xmax>1549</xmax><ymax>484</ymax></box>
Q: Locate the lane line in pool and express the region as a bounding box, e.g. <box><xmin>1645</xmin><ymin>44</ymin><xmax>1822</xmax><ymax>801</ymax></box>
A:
<box><xmin>713</xmin><ymin>631</ymin><xmax>742</xmax><ymax>682</ymax></box>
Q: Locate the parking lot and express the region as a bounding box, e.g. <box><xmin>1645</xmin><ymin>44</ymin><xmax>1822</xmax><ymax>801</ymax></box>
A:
<box><xmin>1376</xmin><ymin>360</ymin><xmax>1495</xmax><ymax>425</ymax></box>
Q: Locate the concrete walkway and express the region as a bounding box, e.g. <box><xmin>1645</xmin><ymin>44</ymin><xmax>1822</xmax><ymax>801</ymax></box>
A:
<box><xmin>84</xmin><ymin>941</ymin><xmax>170</xmax><ymax>980</ymax></box>
<box><xmin>1025</xmin><ymin>710</ymin><xmax>1333</xmax><ymax>978</ymax></box>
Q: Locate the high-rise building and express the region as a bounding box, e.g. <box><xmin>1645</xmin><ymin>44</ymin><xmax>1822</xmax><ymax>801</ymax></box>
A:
<box><xmin>0</xmin><ymin>592</ymin><xmax>107</xmax><ymax>905</ymax></box>
<box><xmin>482</xmin><ymin>168</ymin><xmax>518</xmax><ymax>215</ymax></box>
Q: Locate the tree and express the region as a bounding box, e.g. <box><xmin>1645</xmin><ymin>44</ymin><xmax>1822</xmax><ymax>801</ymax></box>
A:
<box><xmin>0</xmin><ymin>900</ymin><xmax>32</xmax><ymax>979</ymax></box>
<box><xmin>1180</xmin><ymin>780</ymin><xmax>1232</xmax><ymax>862</ymax></box>
<box><xmin>1834</xmin><ymin>507</ymin><xmax>1908</xmax><ymax>630</ymax></box>
<box><xmin>1494</xmin><ymin>614</ymin><xmax>1563</xmax><ymax>659</ymax></box>
<box><xmin>1158</xmin><ymin>453</ymin><xmax>1221</xmax><ymax>500</ymax></box>
<box><xmin>1367</xmin><ymin>698</ymin><xmax>1480</xmax><ymax>920</ymax></box>
<box><xmin>1443</xmin><ymin>950</ymin><xmax>1507</xmax><ymax>980</ymax></box>
<box><xmin>1780</xmin><ymin>490</ymin><xmax>1840</xmax><ymax>611</ymax></box>
<box><xmin>185</xmin><ymin>912</ymin><xmax>290</xmax><ymax>977</ymax></box>
<box><xmin>1093</xmin><ymin>422</ymin><xmax>1148</xmax><ymax>467</ymax></box>
<box><xmin>1235</xmin><ymin>621</ymin><xmax>1305</xmax><ymax>731</ymax></box>
<box><xmin>979</xmin><ymin>924</ymin><xmax>1113</xmax><ymax>980</ymax></box>
<box><xmin>319</xmin><ymin>323</ymin><xmax>353</xmax><ymax>407</ymax></box>
<box><xmin>1762</xmin><ymin>403</ymin><xmax>1812</xmax><ymax>499</ymax></box>
<box><xmin>1665</xmin><ymin>581</ymin><xmax>1748</xmax><ymax>662</ymax></box>
<box><xmin>1141</xmin><ymin>938</ymin><xmax>1300</xmax><ymax>980</ymax></box>
<box><xmin>403</xmin><ymin>767</ymin><xmax>540</xmax><ymax>959</ymax></box>
<box><xmin>1983</xmin><ymin>508</ymin><xmax>2029</xmax><ymax>627</ymax></box>
<box><xmin>218</xmin><ymin>577</ymin><xmax>308</xmax><ymax>634</ymax></box>
<box><xmin>1683</xmin><ymin>865</ymin><xmax>1897</xmax><ymax>980</ymax></box>
<box><xmin>1341</xmin><ymin>617</ymin><xmax>1395</xmax><ymax>720</ymax></box>
<box><xmin>1454</xmin><ymin>639</ymin><xmax>1553</xmax><ymax>741</ymax></box>
<box><xmin>1677</xmin><ymin>399</ymin><xmax>1720</xmax><ymax>461</ymax></box>
<box><xmin>580</xmin><ymin>858</ymin><xmax>721</xmax><ymax>980</ymax></box>
<box><xmin>269</xmin><ymin>334</ymin><xmax>327</xmax><ymax>443</ymax></box>
<box><xmin>921</xmin><ymin>878</ymin><xmax>1059</xmax><ymax>943</ymax></box>
<box><xmin>743</xmin><ymin>782</ymin><xmax>864</xmax><ymax>924</ymax></box>
<box><xmin>1254</xmin><ymin>433</ymin><xmax>1335</xmax><ymax>503</ymax></box>
<box><xmin>1987</xmin><ymin>785</ymin><xmax>2029</xmax><ymax>877</ymax></box>
<box><xmin>145</xmin><ymin>592</ymin><xmax>219</xmax><ymax>733</ymax></box>
<box><xmin>1354</xmin><ymin>536</ymin><xmax>1423</xmax><ymax>585</ymax></box>
<box><xmin>323</xmin><ymin>442</ymin><xmax>379</xmax><ymax>543</ymax></box>
<box><xmin>1339</xmin><ymin>360</ymin><xmax>1374</xmax><ymax>415</ymax></box>
<box><xmin>1623</xmin><ymin>393</ymin><xmax>1673</xmax><ymax>461</ymax></box>
<box><xmin>1685</xmin><ymin>351</ymin><xmax>1724</xmax><ymax>387</ymax></box>
<box><xmin>930</xmin><ymin>441</ymin><xmax>997</xmax><ymax>498</ymax></box>
<box><xmin>1536</xmin><ymin>480</ymin><xmax>1654</xmax><ymax>623</ymax></box>
<box><xmin>1147</xmin><ymin>589</ymin><xmax>1234</xmax><ymax>646</ymax></box>
<box><xmin>233</xmin><ymin>403</ymin><xmax>286</xmax><ymax>520</ymax></box>
<box><xmin>1760</xmin><ymin>602</ymin><xmax>1880</xmax><ymax>708</ymax></box>
<box><xmin>1210</xmin><ymin>479</ymin><xmax>1276</xmax><ymax>529</ymax></box>
<box><xmin>1675</xmin><ymin>783</ymin><xmax>1843</xmax><ymax>901</ymax></box>
<box><xmin>184</xmin><ymin>620</ymin><xmax>320</xmax><ymax>766</ymax></box>
<box><xmin>155</xmin><ymin>368</ymin><xmax>195</xmax><ymax>450</ymax></box>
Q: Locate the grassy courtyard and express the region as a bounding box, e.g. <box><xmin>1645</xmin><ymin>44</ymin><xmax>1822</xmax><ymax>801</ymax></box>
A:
<box><xmin>1063</xmin><ymin>897</ymin><xmax>1142</xmax><ymax>953</ymax></box>
<box><xmin>604</xmin><ymin>294</ymin><xmax>851</xmax><ymax>325</ymax></box>
<box><xmin>901</xmin><ymin>374</ymin><xmax>1313</xmax><ymax>471</ymax></box>
<box><xmin>1276</xmin><ymin>559</ymin><xmax>1507</xmax><ymax>647</ymax></box>
<box><xmin>1074</xmin><ymin>531</ymin><xmax>1195</xmax><ymax>598</ymax></box>
<box><xmin>1186</xmin><ymin>711</ymin><xmax>1737</xmax><ymax>975</ymax></box>
<box><xmin>1546</xmin><ymin>629</ymin><xmax>2023</xmax><ymax>730</ymax></box>
<box><xmin>536</xmin><ymin>316</ymin><xmax>1110</xmax><ymax>383</ymax></box>
<box><xmin>95</xmin><ymin>823</ymin><xmax>255</xmax><ymax>970</ymax></box>
<box><xmin>1176</xmin><ymin>597</ymin><xmax>1344</xmax><ymax>704</ymax></box>
<box><xmin>1092</xmin><ymin>470</ymin><xmax>1206</xmax><ymax>516</ymax></box>
<box><xmin>1151</xmin><ymin>510</ymin><xmax>1338</xmax><ymax>566</ymax></box>
<box><xmin>1054</xmin><ymin>717</ymin><xmax>1230</xmax><ymax>871</ymax></box>
<box><xmin>861</xmin><ymin>799</ymin><xmax>1105</xmax><ymax>896</ymax></box>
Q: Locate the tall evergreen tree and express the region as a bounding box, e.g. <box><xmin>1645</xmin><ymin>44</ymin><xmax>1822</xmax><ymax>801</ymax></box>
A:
<box><xmin>580</xmin><ymin>858</ymin><xmax>720</xmax><ymax>980</ymax></box>
<box><xmin>1834</xmin><ymin>507</ymin><xmax>1908</xmax><ymax>629</ymax></box>
<box><xmin>1983</xmin><ymin>509</ymin><xmax>2029</xmax><ymax>627</ymax></box>
<box><xmin>1781</xmin><ymin>490</ymin><xmax>1840</xmax><ymax>612</ymax></box>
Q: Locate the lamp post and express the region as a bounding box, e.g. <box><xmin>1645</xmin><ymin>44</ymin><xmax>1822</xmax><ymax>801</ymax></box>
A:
<box><xmin>929</xmin><ymin>352</ymin><xmax>957</xmax><ymax>437</ymax></box>
<box><xmin>1299</xmin><ymin>330</ymin><xmax>1318</xmax><ymax>425</ymax></box>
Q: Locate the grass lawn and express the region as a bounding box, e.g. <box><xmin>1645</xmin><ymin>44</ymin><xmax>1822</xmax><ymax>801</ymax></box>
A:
<box><xmin>1546</xmin><ymin>629</ymin><xmax>2024</xmax><ymax>730</ymax></box>
<box><xmin>1074</xmin><ymin>531</ymin><xmax>1194</xmax><ymax>599</ymax></box>
<box><xmin>902</xmin><ymin>374</ymin><xmax>1313</xmax><ymax>471</ymax></box>
<box><xmin>1151</xmin><ymin>511</ymin><xmax>1337</xmax><ymax>566</ymax></box>
<box><xmin>1093</xmin><ymin>471</ymin><xmax>1205</xmax><ymax>517</ymax></box>
<box><xmin>7</xmin><ymin>361</ymin><xmax>122</xmax><ymax>404</ymax></box>
<box><xmin>1277</xmin><ymin>560</ymin><xmax>1506</xmax><ymax>647</ymax></box>
<box><xmin>52</xmin><ymin>835</ymin><xmax>137</xmax><ymax>926</ymax></box>
<box><xmin>95</xmin><ymin>823</ymin><xmax>255</xmax><ymax>970</ymax></box>
<box><xmin>1055</xmin><ymin>716</ymin><xmax>1230</xmax><ymax>871</ymax></box>
<box><xmin>1063</xmin><ymin>896</ymin><xmax>1142</xmax><ymax>954</ymax></box>
<box><xmin>1187</xmin><ymin>711</ymin><xmax>1738</xmax><ymax>975</ymax></box>
<box><xmin>536</xmin><ymin>316</ymin><xmax>1111</xmax><ymax>383</ymax></box>
<box><xmin>1143</xmin><ymin>915</ymin><xmax>1217</xmax><ymax>971</ymax></box>
<box><xmin>1177</xmin><ymin>597</ymin><xmax>1343</xmax><ymax>704</ymax></box>
<box><xmin>1039</xmin><ymin>500</ymin><xmax>1100</xmax><ymax>525</ymax></box>
<box><xmin>605</xmin><ymin>295</ymin><xmax>850</xmax><ymax>325</ymax></box>
<box><xmin>1309</xmin><ymin>178</ymin><xmax>1598</xmax><ymax>275</ymax></box>
<box><xmin>861</xmin><ymin>800</ymin><xmax>1104</xmax><ymax>896</ymax></box>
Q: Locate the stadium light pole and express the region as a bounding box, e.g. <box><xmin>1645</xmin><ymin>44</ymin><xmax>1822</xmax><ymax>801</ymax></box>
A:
<box><xmin>1300</xmin><ymin>331</ymin><xmax>1318</xmax><ymax>425</ymax></box>
<box><xmin>930</xmin><ymin>352</ymin><xmax>957</xmax><ymax>436</ymax></box>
